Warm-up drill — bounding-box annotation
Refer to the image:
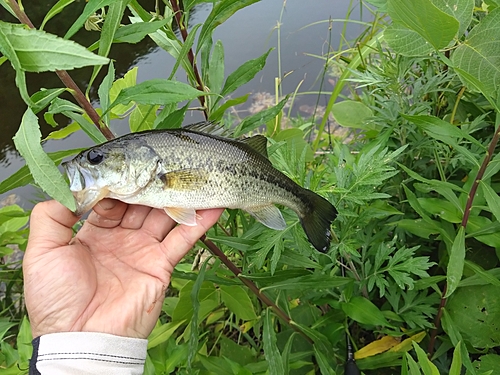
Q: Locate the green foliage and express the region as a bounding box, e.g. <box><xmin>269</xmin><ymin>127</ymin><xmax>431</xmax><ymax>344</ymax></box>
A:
<box><xmin>1</xmin><ymin>0</ymin><xmax>500</xmax><ymax>373</ymax></box>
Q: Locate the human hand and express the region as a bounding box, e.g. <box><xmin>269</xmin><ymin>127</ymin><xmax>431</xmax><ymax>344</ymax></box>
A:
<box><xmin>23</xmin><ymin>199</ymin><xmax>223</xmax><ymax>339</ymax></box>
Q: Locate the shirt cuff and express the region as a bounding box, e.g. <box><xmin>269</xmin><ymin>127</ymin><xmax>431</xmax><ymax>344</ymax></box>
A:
<box><xmin>30</xmin><ymin>332</ymin><xmax>147</xmax><ymax>375</ymax></box>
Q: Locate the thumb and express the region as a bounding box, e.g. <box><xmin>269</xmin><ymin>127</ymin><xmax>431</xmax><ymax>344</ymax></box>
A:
<box><xmin>27</xmin><ymin>200</ymin><xmax>80</xmax><ymax>255</ymax></box>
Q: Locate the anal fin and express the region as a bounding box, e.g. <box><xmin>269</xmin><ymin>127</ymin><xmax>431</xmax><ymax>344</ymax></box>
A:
<box><xmin>245</xmin><ymin>205</ymin><xmax>286</xmax><ymax>230</ymax></box>
<box><xmin>164</xmin><ymin>207</ymin><xmax>200</xmax><ymax>226</ymax></box>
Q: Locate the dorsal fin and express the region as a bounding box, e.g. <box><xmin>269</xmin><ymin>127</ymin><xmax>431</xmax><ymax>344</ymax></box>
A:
<box><xmin>240</xmin><ymin>135</ymin><xmax>269</xmax><ymax>158</ymax></box>
<box><xmin>183</xmin><ymin>121</ymin><xmax>230</xmax><ymax>137</ymax></box>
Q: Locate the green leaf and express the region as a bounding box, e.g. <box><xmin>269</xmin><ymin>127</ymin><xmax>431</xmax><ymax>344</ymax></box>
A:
<box><xmin>210</xmin><ymin>94</ymin><xmax>249</xmax><ymax>122</ymax></box>
<box><xmin>114</xmin><ymin>19</ymin><xmax>169</xmax><ymax>43</ymax></box>
<box><xmin>44</xmin><ymin>122</ymin><xmax>81</xmax><ymax>140</ymax></box>
<box><xmin>87</xmin><ymin>0</ymin><xmax>128</xmax><ymax>92</ymax></box>
<box><xmin>449</xmin><ymin>343</ymin><xmax>462</xmax><ymax>375</ymax></box>
<box><xmin>208</xmin><ymin>40</ymin><xmax>225</xmax><ymax>96</ymax></box>
<box><xmin>0</xmin><ymin>21</ymin><xmax>109</xmax><ymax>72</ymax></box>
<box><xmin>384</xmin><ymin>24</ymin><xmax>434</xmax><ymax>57</ymax></box>
<box><xmin>154</xmin><ymin>104</ymin><xmax>189</xmax><ymax>130</ymax></box>
<box><xmin>12</xmin><ymin>109</ymin><xmax>76</xmax><ymax>211</ymax></box>
<box><xmin>109</xmin><ymin>79</ymin><xmax>206</xmax><ymax>110</ymax></box>
<box><xmin>234</xmin><ymin>97</ymin><xmax>288</xmax><ymax>136</ymax></box>
<box><xmin>331</xmin><ymin>100</ymin><xmax>374</xmax><ymax>129</ymax></box>
<box><xmin>259</xmin><ymin>274</ymin><xmax>350</xmax><ymax>292</ymax></box>
<box><xmin>452</xmin><ymin>8</ymin><xmax>500</xmax><ymax>100</ymax></box>
<box><xmin>480</xmin><ymin>181</ymin><xmax>500</xmax><ymax>223</ymax></box>
<box><xmin>147</xmin><ymin>320</ymin><xmax>185</xmax><ymax>349</ymax></box>
<box><xmin>412</xmin><ymin>341</ymin><xmax>439</xmax><ymax>375</ymax></box>
<box><xmin>263</xmin><ymin>309</ymin><xmax>285</xmax><ymax>375</ymax></box>
<box><xmin>342</xmin><ymin>296</ymin><xmax>392</xmax><ymax>327</ymax></box>
<box><xmin>64</xmin><ymin>0</ymin><xmax>115</xmax><ymax>39</ymax></box>
<box><xmin>463</xmin><ymin>260</ymin><xmax>500</xmax><ymax>288</ymax></box>
<box><xmin>63</xmin><ymin>111</ymin><xmax>108</xmax><ymax>144</ymax></box>
<box><xmin>109</xmin><ymin>66</ymin><xmax>138</xmax><ymax>115</ymax></box>
<box><xmin>387</xmin><ymin>0</ymin><xmax>459</xmax><ymax>49</ymax></box>
<box><xmin>219</xmin><ymin>285</ymin><xmax>257</xmax><ymax>321</ymax></box>
<box><xmin>445</xmin><ymin>227</ymin><xmax>466</xmax><ymax>298</ymax></box>
<box><xmin>188</xmin><ymin>262</ymin><xmax>208</xmax><ymax>369</ymax></box>
<box><xmin>197</xmin><ymin>0</ymin><xmax>260</xmax><ymax>53</ymax></box>
<box><xmin>129</xmin><ymin>104</ymin><xmax>159</xmax><ymax>132</ymax></box>
<box><xmin>220</xmin><ymin>49</ymin><xmax>272</xmax><ymax>99</ymax></box>
<box><xmin>30</xmin><ymin>88</ymin><xmax>67</xmax><ymax>114</ymax></box>
<box><xmin>168</xmin><ymin>23</ymin><xmax>202</xmax><ymax>81</ymax></box>
<box><xmin>314</xmin><ymin>344</ymin><xmax>336</xmax><ymax>375</ymax></box>
<box><xmin>17</xmin><ymin>316</ymin><xmax>32</xmax><ymax>368</ymax></box>
<box><xmin>433</xmin><ymin>0</ymin><xmax>474</xmax><ymax>38</ymax></box>
<box><xmin>0</xmin><ymin>148</ymin><xmax>84</xmax><ymax>195</ymax></box>
<box><xmin>0</xmin><ymin>319</ymin><xmax>16</xmax><ymax>341</ymax></box>
<box><xmin>40</xmin><ymin>0</ymin><xmax>76</xmax><ymax>30</ymax></box>
<box><xmin>98</xmin><ymin>61</ymin><xmax>115</xmax><ymax>127</ymax></box>
<box><xmin>418</xmin><ymin>197</ymin><xmax>462</xmax><ymax>223</ymax></box>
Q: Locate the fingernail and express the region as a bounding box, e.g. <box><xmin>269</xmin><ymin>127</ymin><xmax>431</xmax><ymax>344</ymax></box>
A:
<box><xmin>97</xmin><ymin>199</ymin><xmax>116</xmax><ymax>211</ymax></box>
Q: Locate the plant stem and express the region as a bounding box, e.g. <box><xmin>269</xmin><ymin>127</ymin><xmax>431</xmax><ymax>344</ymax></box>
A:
<box><xmin>428</xmin><ymin>121</ymin><xmax>500</xmax><ymax>356</ymax></box>
<box><xmin>6</xmin><ymin>0</ymin><xmax>114</xmax><ymax>141</ymax></box>
<box><xmin>170</xmin><ymin>0</ymin><xmax>208</xmax><ymax>119</ymax></box>
<box><xmin>200</xmin><ymin>235</ymin><xmax>313</xmax><ymax>344</ymax></box>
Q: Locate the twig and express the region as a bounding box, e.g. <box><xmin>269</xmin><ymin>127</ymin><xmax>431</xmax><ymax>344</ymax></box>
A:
<box><xmin>170</xmin><ymin>0</ymin><xmax>208</xmax><ymax>119</ymax></box>
<box><xmin>200</xmin><ymin>235</ymin><xmax>313</xmax><ymax>344</ymax></box>
<box><xmin>428</xmin><ymin>121</ymin><xmax>500</xmax><ymax>356</ymax></box>
<box><xmin>7</xmin><ymin>0</ymin><xmax>114</xmax><ymax>141</ymax></box>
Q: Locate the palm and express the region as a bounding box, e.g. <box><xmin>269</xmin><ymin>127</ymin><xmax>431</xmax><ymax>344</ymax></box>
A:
<box><xmin>24</xmin><ymin>199</ymin><xmax>222</xmax><ymax>339</ymax></box>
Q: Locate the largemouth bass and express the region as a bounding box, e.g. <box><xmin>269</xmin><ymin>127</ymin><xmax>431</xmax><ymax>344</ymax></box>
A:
<box><xmin>62</xmin><ymin>123</ymin><xmax>337</xmax><ymax>252</ymax></box>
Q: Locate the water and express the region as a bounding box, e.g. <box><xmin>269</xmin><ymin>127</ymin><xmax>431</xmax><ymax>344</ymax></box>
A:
<box><xmin>0</xmin><ymin>0</ymin><xmax>369</xmax><ymax>206</ymax></box>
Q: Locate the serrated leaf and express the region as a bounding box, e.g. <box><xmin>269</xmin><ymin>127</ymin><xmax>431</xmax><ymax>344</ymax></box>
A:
<box><xmin>13</xmin><ymin>109</ymin><xmax>76</xmax><ymax>211</ymax></box>
<box><xmin>0</xmin><ymin>21</ymin><xmax>109</xmax><ymax>72</ymax></box>
<box><xmin>220</xmin><ymin>285</ymin><xmax>257</xmax><ymax>321</ymax></box>
<box><xmin>452</xmin><ymin>8</ymin><xmax>500</xmax><ymax>100</ymax></box>
<box><xmin>342</xmin><ymin>296</ymin><xmax>392</xmax><ymax>327</ymax></box>
<box><xmin>109</xmin><ymin>79</ymin><xmax>206</xmax><ymax>110</ymax></box>
<box><xmin>387</xmin><ymin>0</ymin><xmax>459</xmax><ymax>50</ymax></box>
<box><xmin>197</xmin><ymin>0</ymin><xmax>260</xmax><ymax>53</ymax></box>
<box><xmin>220</xmin><ymin>49</ymin><xmax>272</xmax><ymax>99</ymax></box>
<box><xmin>445</xmin><ymin>227</ymin><xmax>465</xmax><ymax>298</ymax></box>
<box><xmin>263</xmin><ymin>309</ymin><xmax>285</xmax><ymax>375</ymax></box>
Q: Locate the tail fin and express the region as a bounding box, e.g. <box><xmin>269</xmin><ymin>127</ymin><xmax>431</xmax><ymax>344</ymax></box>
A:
<box><xmin>299</xmin><ymin>190</ymin><xmax>337</xmax><ymax>252</ymax></box>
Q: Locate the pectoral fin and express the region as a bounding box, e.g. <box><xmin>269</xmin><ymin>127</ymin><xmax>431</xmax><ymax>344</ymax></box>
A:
<box><xmin>164</xmin><ymin>207</ymin><xmax>200</xmax><ymax>226</ymax></box>
<box><xmin>245</xmin><ymin>205</ymin><xmax>286</xmax><ymax>230</ymax></box>
<box><xmin>158</xmin><ymin>169</ymin><xmax>208</xmax><ymax>190</ymax></box>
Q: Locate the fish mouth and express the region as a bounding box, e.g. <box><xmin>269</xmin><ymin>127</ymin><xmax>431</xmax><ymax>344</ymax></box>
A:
<box><xmin>63</xmin><ymin>161</ymin><xmax>109</xmax><ymax>216</ymax></box>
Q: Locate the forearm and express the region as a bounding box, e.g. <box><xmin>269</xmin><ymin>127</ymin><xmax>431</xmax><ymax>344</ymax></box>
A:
<box><xmin>30</xmin><ymin>332</ymin><xmax>147</xmax><ymax>375</ymax></box>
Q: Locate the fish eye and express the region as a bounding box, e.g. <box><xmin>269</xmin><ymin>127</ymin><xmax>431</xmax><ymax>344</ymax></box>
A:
<box><xmin>87</xmin><ymin>149</ymin><xmax>104</xmax><ymax>165</ymax></box>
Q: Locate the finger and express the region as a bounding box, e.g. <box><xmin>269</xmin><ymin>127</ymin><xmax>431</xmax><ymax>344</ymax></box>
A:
<box><xmin>161</xmin><ymin>208</ymin><xmax>223</xmax><ymax>267</ymax></box>
<box><xmin>27</xmin><ymin>200</ymin><xmax>79</xmax><ymax>252</ymax></box>
<box><xmin>141</xmin><ymin>208</ymin><xmax>176</xmax><ymax>241</ymax></box>
<box><xmin>120</xmin><ymin>205</ymin><xmax>153</xmax><ymax>230</ymax></box>
<box><xmin>86</xmin><ymin>198</ymin><xmax>128</xmax><ymax>228</ymax></box>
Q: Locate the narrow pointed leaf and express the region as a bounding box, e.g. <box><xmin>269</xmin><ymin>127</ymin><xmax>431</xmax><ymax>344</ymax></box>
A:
<box><xmin>64</xmin><ymin>0</ymin><xmax>115</xmax><ymax>39</ymax></box>
<box><xmin>13</xmin><ymin>109</ymin><xmax>76</xmax><ymax>210</ymax></box>
<box><xmin>41</xmin><ymin>0</ymin><xmax>76</xmax><ymax>30</ymax></box>
<box><xmin>480</xmin><ymin>181</ymin><xmax>500</xmax><ymax>223</ymax></box>
<box><xmin>220</xmin><ymin>285</ymin><xmax>257</xmax><ymax>321</ymax></box>
<box><xmin>342</xmin><ymin>296</ymin><xmax>392</xmax><ymax>327</ymax></box>
<box><xmin>263</xmin><ymin>309</ymin><xmax>285</xmax><ymax>375</ymax></box>
<box><xmin>114</xmin><ymin>19</ymin><xmax>169</xmax><ymax>44</ymax></box>
<box><xmin>109</xmin><ymin>79</ymin><xmax>206</xmax><ymax>109</ymax></box>
<box><xmin>0</xmin><ymin>21</ymin><xmax>109</xmax><ymax>72</ymax></box>
<box><xmin>445</xmin><ymin>227</ymin><xmax>466</xmax><ymax>298</ymax></box>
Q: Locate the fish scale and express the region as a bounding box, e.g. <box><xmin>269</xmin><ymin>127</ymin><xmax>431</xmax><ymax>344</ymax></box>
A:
<box><xmin>63</xmin><ymin>122</ymin><xmax>337</xmax><ymax>252</ymax></box>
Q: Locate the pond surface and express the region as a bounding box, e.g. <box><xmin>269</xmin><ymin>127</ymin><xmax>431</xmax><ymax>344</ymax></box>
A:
<box><xmin>0</xmin><ymin>0</ymin><xmax>369</xmax><ymax>206</ymax></box>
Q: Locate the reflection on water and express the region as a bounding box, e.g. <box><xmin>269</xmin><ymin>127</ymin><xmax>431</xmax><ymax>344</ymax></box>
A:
<box><xmin>0</xmin><ymin>0</ymin><xmax>367</xmax><ymax>205</ymax></box>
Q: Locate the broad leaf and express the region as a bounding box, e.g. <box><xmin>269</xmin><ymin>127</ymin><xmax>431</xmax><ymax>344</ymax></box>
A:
<box><xmin>341</xmin><ymin>296</ymin><xmax>392</xmax><ymax>327</ymax></box>
<box><xmin>384</xmin><ymin>25</ymin><xmax>433</xmax><ymax>57</ymax></box>
<box><xmin>452</xmin><ymin>8</ymin><xmax>500</xmax><ymax>100</ymax></box>
<box><xmin>220</xmin><ymin>285</ymin><xmax>257</xmax><ymax>321</ymax></box>
<box><xmin>387</xmin><ymin>0</ymin><xmax>459</xmax><ymax>50</ymax></box>
<box><xmin>12</xmin><ymin>109</ymin><xmax>76</xmax><ymax>211</ymax></box>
